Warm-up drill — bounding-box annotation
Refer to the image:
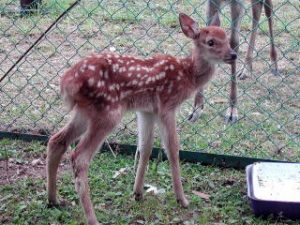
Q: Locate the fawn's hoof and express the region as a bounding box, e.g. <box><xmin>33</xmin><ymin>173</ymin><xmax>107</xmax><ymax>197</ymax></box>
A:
<box><xmin>134</xmin><ymin>192</ymin><xmax>143</xmax><ymax>201</ymax></box>
<box><xmin>47</xmin><ymin>199</ymin><xmax>71</xmax><ymax>208</ymax></box>
<box><xmin>187</xmin><ymin>109</ymin><xmax>202</xmax><ymax>123</ymax></box>
<box><xmin>224</xmin><ymin>114</ymin><xmax>238</xmax><ymax>124</ymax></box>
<box><xmin>271</xmin><ymin>68</ymin><xmax>280</xmax><ymax>76</ymax></box>
<box><xmin>238</xmin><ymin>72</ymin><xmax>249</xmax><ymax>80</ymax></box>
<box><xmin>177</xmin><ymin>197</ymin><xmax>189</xmax><ymax>208</ymax></box>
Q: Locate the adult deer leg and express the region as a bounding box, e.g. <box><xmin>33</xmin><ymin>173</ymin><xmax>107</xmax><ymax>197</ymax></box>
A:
<box><xmin>264</xmin><ymin>0</ymin><xmax>279</xmax><ymax>75</ymax></box>
<box><xmin>225</xmin><ymin>0</ymin><xmax>243</xmax><ymax>123</ymax></box>
<box><xmin>244</xmin><ymin>1</ymin><xmax>263</xmax><ymax>79</ymax></box>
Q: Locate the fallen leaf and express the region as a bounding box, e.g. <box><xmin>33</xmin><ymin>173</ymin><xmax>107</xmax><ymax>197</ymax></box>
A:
<box><xmin>31</xmin><ymin>158</ymin><xmax>42</xmax><ymax>166</ymax></box>
<box><xmin>211</xmin><ymin>97</ymin><xmax>227</xmax><ymax>104</ymax></box>
<box><xmin>251</xmin><ymin>112</ymin><xmax>262</xmax><ymax>117</ymax></box>
<box><xmin>112</xmin><ymin>167</ymin><xmax>129</xmax><ymax>179</ymax></box>
<box><xmin>209</xmin><ymin>141</ymin><xmax>221</xmax><ymax>148</ymax></box>
<box><xmin>109</xmin><ymin>46</ymin><xmax>116</xmax><ymax>52</ymax></box>
<box><xmin>192</xmin><ymin>190</ymin><xmax>210</xmax><ymax>201</ymax></box>
<box><xmin>145</xmin><ymin>184</ymin><xmax>165</xmax><ymax>195</ymax></box>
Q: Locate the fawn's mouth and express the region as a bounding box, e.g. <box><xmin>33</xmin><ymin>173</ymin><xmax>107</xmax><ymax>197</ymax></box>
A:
<box><xmin>223</xmin><ymin>51</ymin><xmax>237</xmax><ymax>64</ymax></box>
<box><xmin>223</xmin><ymin>58</ymin><xmax>236</xmax><ymax>64</ymax></box>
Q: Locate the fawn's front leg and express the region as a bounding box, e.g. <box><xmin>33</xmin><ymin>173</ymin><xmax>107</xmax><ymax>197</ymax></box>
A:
<box><xmin>187</xmin><ymin>0</ymin><xmax>220</xmax><ymax>124</ymax></box>
<box><xmin>188</xmin><ymin>87</ymin><xmax>204</xmax><ymax>123</ymax></box>
<box><xmin>158</xmin><ymin>111</ymin><xmax>188</xmax><ymax>207</ymax></box>
<box><xmin>133</xmin><ymin>112</ymin><xmax>155</xmax><ymax>201</ymax></box>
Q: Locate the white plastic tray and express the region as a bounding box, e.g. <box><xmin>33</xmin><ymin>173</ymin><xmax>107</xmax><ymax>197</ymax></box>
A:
<box><xmin>251</xmin><ymin>162</ymin><xmax>300</xmax><ymax>202</ymax></box>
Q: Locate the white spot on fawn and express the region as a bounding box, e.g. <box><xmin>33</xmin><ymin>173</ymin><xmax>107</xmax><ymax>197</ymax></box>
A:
<box><xmin>97</xmin><ymin>80</ymin><xmax>105</xmax><ymax>88</ymax></box>
<box><xmin>158</xmin><ymin>72</ymin><xmax>166</xmax><ymax>79</ymax></box>
<box><xmin>88</xmin><ymin>78</ymin><xmax>95</xmax><ymax>87</ymax></box>
<box><xmin>109</xmin><ymin>85</ymin><xmax>115</xmax><ymax>91</ymax></box>
<box><xmin>146</xmin><ymin>77</ymin><xmax>152</xmax><ymax>84</ymax></box>
<box><xmin>104</xmin><ymin>71</ymin><xmax>109</xmax><ymax>79</ymax></box>
<box><xmin>129</xmin><ymin>66</ymin><xmax>136</xmax><ymax>71</ymax></box>
<box><xmin>80</xmin><ymin>64</ymin><xmax>86</xmax><ymax>73</ymax></box>
<box><xmin>113</xmin><ymin>64</ymin><xmax>120</xmax><ymax>73</ymax></box>
<box><xmin>119</xmin><ymin>67</ymin><xmax>127</xmax><ymax>73</ymax></box>
<box><xmin>132</xmin><ymin>79</ymin><xmax>138</xmax><ymax>85</ymax></box>
<box><xmin>169</xmin><ymin>64</ymin><xmax>175</xmax><ymax>70</ymax></box>
<box><xmin>99</xmin><ymin>70</ymin><xmax>103</xmax><ymax>77</ymax></box>
<box><xmin>88</xmin><ymin>65</ymin><xmax>96</xmax><ymax>71</ymax></box>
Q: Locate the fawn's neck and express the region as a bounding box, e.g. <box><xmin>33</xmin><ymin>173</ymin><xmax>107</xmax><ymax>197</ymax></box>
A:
<box><xmin>184</xmin><ymin>50</ymin><xmax>215</xmax><ymax>88</ymax></box>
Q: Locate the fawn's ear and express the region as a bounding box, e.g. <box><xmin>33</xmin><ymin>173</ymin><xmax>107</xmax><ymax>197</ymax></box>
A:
<box><xmin>208</xmin><ymin>13</ymin><xmax>220</xmax><ymax>27</ymax></box>
<box><xmin>179</xmin><ymin>13</ymin><xmax>200</xmax><ymax>39</ymax></box>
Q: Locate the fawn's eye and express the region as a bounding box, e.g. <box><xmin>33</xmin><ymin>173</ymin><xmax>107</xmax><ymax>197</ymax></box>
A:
<box><xmin>207</xmin><ymin>40</ymin><xmax>214</xmax><ymax>47</ymax></box>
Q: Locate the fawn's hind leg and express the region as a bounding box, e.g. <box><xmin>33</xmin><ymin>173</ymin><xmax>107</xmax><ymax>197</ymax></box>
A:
<box><xmin>71</xmin><ymin>108</ymin><xmax>122</xmax><ymax>225</ymax></box>
<box><xmin>47</xmin><ymin>110</ymin><xmax>87</xmax><ymax>206</ymax></box>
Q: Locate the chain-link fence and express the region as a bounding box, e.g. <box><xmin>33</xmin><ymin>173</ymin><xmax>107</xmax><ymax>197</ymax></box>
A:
<box><xmin>0</xmin><ymin>0</ymin><xmax>299</xmax><ymax>161</ymax></box>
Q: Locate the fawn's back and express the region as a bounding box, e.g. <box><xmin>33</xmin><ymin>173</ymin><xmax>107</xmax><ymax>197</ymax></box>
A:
<box><xmin>61</xmin><ymin>52</ymin><xmax>197</xmax><ymax>114</ymax></box>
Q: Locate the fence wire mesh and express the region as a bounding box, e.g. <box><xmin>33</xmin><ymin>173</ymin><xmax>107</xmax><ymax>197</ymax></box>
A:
<box><xmin>0</xmin><ymin>0</ymin><xmax>299</xmax><ymax>161</ymax></box>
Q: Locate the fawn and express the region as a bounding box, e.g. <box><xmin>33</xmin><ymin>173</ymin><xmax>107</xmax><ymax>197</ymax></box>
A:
<box><xmin>188</xmin><ymin>0</ymin><xmax>278</xmax><ymax>124</ymax></box>
<box><xmin>46</xmin><ymin>13</ymin><xmax>236</xmax><ymax>225</ymax></box>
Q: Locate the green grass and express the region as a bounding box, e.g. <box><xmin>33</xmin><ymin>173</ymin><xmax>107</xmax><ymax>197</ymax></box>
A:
<box><xmin>0</xmin><ymin>0</ymin><xmax>299</xmax><ymax>195</ymax></box>
<box><xmin>1</xmin><ymin>139</ymin><xmax>300</xmax><ymax>224</ymax></box>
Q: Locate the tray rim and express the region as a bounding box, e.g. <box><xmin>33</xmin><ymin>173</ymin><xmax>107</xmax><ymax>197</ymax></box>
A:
<box><xmin>246</xmin><ymin>162</ymin><xmax>300</xmax><ymax>204</ymax></box>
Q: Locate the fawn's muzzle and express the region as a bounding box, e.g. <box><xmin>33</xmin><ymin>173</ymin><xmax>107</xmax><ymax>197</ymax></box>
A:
<box><xmin>224</xmin><ymin>49</ymin><xmax>237</xmax><ymax>64</ymax></box>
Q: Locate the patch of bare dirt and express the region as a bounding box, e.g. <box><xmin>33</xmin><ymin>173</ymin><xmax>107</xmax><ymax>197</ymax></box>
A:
<box><xmin>0</xmin><ymin>156</ymin><xmax>71</xmax><ymax>185</ymax></box>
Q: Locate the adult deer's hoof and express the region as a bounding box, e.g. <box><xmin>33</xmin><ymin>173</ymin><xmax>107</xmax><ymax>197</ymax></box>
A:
<box><xmin>225</xmin><ymin>107</ymin><xmax>238</xmax><ymax>124</ymax></box>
